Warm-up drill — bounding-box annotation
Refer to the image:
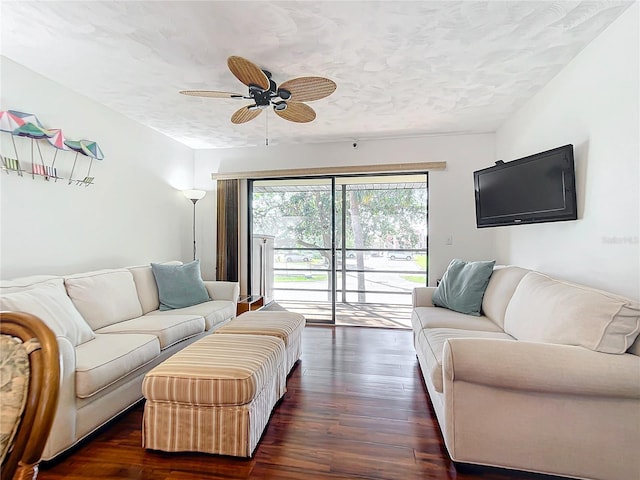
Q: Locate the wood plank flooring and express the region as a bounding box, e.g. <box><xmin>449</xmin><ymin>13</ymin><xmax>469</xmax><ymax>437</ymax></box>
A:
<box><xmin>39</xmin><ymin>326</ymin><xmax>562</xmax><ymax>480</ymax></box>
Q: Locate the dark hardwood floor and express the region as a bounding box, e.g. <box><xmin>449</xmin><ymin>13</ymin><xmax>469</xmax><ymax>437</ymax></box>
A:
<box><xmin>40</xmin><ymin>326</ymin><xmax>562</xmax><ymax>480</ymax></box>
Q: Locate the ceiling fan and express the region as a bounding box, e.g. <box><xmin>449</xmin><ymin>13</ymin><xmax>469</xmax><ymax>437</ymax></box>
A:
<box><xmin>180</xmin><ymin>56</ymin><xmax>336</xmax><ymax>124</ymax></box>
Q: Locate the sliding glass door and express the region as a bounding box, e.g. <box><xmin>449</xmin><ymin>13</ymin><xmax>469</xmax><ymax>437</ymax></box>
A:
<box><xmin>250</xmin><ymin>174</ymin><xmax>428</xmax><ymax>326</ymax></box>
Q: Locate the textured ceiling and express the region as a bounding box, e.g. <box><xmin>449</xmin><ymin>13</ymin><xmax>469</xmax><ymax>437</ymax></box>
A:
<box><xmin>0</xmin><ymin>1</ymin><xmax>631</xmax><ymax>149</ymax></box>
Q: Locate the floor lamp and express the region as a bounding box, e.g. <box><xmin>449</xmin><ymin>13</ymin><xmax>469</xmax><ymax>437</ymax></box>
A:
<box><xmin>183</xmin><ymin>189</ymin><xmax>206</xmax><ymax>261</ymax></box>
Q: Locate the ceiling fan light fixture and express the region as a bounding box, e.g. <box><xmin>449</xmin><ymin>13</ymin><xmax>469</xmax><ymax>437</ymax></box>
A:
<box><xmin>273</xmin><ymin>101</ymin><xmax>287</xmax><ymax>111</ymax></box>
<box><xmin>278</xmin><ymin>88</ymin><xmax>291</xmax><ymax>100</ymax></box>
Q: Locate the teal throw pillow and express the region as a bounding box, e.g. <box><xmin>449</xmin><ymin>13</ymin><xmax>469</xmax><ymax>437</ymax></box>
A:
<box><xmin>432</xmin><ymin>259</ymin><xmax>496</xmax><ymax>316</ymax></box>
<box><xmin>151</xmin><ymin>260</ymin><xmax>210</xmax><ymax>311</ymax></box>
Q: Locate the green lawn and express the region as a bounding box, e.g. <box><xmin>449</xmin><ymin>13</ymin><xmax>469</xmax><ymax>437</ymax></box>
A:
<box><xmin>276</xmin><ymin>254</ymin><xmax>428</xmax><ymax>284</ymax></box>
<box><xmin>414</xmin><ymin>254</ymin><xmax>427</xmax><ymax>269</ymax></box>
<box><xmin>403</xmin><ymin>254</ymin><xmax>427</xmax><ymax>284</ymax></box>
<box><xmin>275</xmin><ymin>274</ymin><xmax>328</xmax><ymax>282</ymax></box>
<box><xmin>401</xmin><ymin>274</ymin><xmax>427</xmax><ymax>284</ymax></box>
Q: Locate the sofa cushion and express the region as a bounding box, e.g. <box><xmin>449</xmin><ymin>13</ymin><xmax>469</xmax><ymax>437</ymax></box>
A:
<box><xmin>0</xmin><ymin>279</ymin><xmax>95</xmax><ymax>346</ymax></box>
<box><xmin>95</xmin><ymin>314</ymin><xmax>205</xmax><ymax>350</ymax></box>
<box><xmin>629</xmin><ymin>335</ymin><xmax>640</xmax><ymax>356</ymax></box>
<box><xmin>412</xmin><ymin>307</ymin><xmax>503</xmax><ymax>333</ymax></box>
<box><xmin>151</xmin><ymin>260</ymin><xmax>210</xmax><ymax>311</ymax></box>
<box><xmin>75</xmin><ymin>333</ymin><xmax>160</xmax><ymax>398</ymax></box>
<box><xmin>146</xmin><ymin>300</ymin><xmax>234</xmax><ymax>330</ymax></box>
<box><xmin>65</xmin><ymin>269</ymin><xmax>143</xmax><ymax>330</ymax></box>
<box><xmin>128</xmin><ymin>262</ymin><xmax>182</xmax><ymax>315</ymax></box>
<box><xmin>481</xmin><ymin>266</ymin><xmax>530</xmax><ymax>328</ymax></box>
<box><xmin>142</xmin><ymin>334</ymin><xmax>286</xmax><ymax>406</ymax></box>
<box><xmin>504</xmin><ymin>272</ymin><xmax>640</xmax><ymax>354</ymax></box>
<box><xmin>417</xmin><ymin>328</ymin><xmax>514</xmax><ymax>393</ymax></box>
<box><xmin>128</xmin><ymin>265</ymin><xmax>161</xmax><ymax>314</ymax></box>
<box><xmin>0</xmin><ymin>275</ymin><xmax>60</xmax><ymax>292</ymax></box>
<box><xmin>433</xmin><ymin>259</ymin><xmax>496</xmax><ymax>316</ymax></box>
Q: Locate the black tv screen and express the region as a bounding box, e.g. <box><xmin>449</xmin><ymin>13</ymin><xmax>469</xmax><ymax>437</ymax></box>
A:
<box><xmin>474</xmin><ymin>144</ymin><xmax>577</xmax><ymax>228</ymax></box>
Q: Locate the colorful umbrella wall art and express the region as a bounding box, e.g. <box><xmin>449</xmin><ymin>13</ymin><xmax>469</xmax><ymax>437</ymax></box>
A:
<box><xmin>45</xmin><ymin>129</ymin><xmax>69</xmax><ymax>180</ymax></box>
<box><xmin>13</xmin><ymin>120</ymin><xmax>54</xmax><ymax>179</ymax></box>
<box><xmin>79</xmin><ymin>140</ymin><xmax>104</xmax><ymax>186</ymax></box>
<box><xmin>80</xmin><ymin>140</ymin><xmax>104</xmax><ymax>160</ymax></box>
<box><xmin>0</xmin><ymin>110</ymin><xmax>27</xmax><ymax>161</ymax></box>
<box><xmin>7</xmin><ymin>110</ymin><xmax>45</xmax><ymax>128</ymax></box>
<box><xmin>0</xmin><ymin>110</ymin><xmax>104</xmax><ymax>185</ymax></box>
<box><xmin>64</xmin><ymin>139</ymin><xmax>103</xmax><ymax>186</ymax></box>
<box><xmin>46</xmin><ymin>129</ymin><xmax>68</xmax><ymax>150</ymax></box>
<box><xmin>1</xmin><ymin>153</ymin><xmax>23</xmax><ymax>176</ymax></box>
<box><xmin>13</xmin><ymin>123</ymin><xmax>52</xmax><ymax>139</ymax></box>
<box><xmin>0</xmin><ymin>110</ymin><xmax>26</xmax><ymax>132</ymax></box>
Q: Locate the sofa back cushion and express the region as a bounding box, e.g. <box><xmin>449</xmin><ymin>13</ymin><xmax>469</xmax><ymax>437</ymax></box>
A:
<box><xmin>504</xmin><ymin>272</ymin><xmax>640</xmax><ymax>354</ymax></box>
<box><xmin>64</xmin><ymin>269</ymin><xmax>143</xmax><ymax>330</ymax></box>
<box><xmin>128</xmin><ymin>261</ymin><xmax>182</xmax><ymax>314</ymax></box>
<box><xmin>482</xmin><ymin>266</ymin><xmax>530</xmax><ymax>328</ymax></box>
<box><xmin>0</xmin><ymin>279</ymin><xmax>95</xmax><ymax>346</ymax></box>
<box><xmin>0</xmin><ymin>275</ymin><xmax>60</xmax><ymax>292</ymax></box>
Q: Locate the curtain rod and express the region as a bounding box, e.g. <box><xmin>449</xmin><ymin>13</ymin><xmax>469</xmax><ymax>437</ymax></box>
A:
<box><xmin>211</xmin><ymin>161</ymin><xmax>446</xmax><ymax>180</ymax></box>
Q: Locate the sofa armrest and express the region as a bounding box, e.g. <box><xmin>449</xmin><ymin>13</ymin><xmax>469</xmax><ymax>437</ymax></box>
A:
<box><xmin>412</xmin><ymin>287</ymin><xmax>437</xmax><ymax>307</ymax></box>
<box><xmin>443</xmin><ymin>338</ymin><xmax>640</xmax><ymax>399</ymax></box>
<box><xmin>204</xmin><ymin>281</ymin><xmax>240</xmax><ymax>303</ymax></box>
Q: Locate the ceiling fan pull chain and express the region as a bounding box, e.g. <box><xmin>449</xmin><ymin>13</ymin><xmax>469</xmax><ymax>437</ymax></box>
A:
<box><xmin>265</xmin><ymin>109</ymin><xmax>269</xmax><ymax>147</ymax></box>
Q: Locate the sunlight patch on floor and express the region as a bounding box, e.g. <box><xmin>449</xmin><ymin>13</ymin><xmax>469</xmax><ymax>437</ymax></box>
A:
<box><xmin>271</xmin><ymin>301</ymin><xmax>412</xmax><ymax>328</ymax></box>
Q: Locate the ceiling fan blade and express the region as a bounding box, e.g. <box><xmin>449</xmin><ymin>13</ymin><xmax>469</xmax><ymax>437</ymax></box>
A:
<box><xmin>227</xmin><ymin>56</ymin><xmax>269</xmax><ymax>90</ymax></box>
<box><xmin>231</xmin><ymin>106</ymin><xmax>263</xmax><ymax>124</ymax></box>
<box><xmin>275</xmin><ymin>101</ymin><xmax>316</xmax><ymax>123</ymax></box>
<box><xmin>179</xmin><ymin>90</ymin><xmax>244</xmax><ymax>99</ymax></box>
<box><xmin>279</xmin><ymin>77</ymin><xmax>336</xmax><ymax>102</ymax></box>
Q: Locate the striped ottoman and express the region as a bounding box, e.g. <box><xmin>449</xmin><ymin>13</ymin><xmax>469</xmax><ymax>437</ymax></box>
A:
<box><xmin>215</xmin><ymin>310</ymin><xmax>305</xmax><ymax>374</ymax></box>
<box><xmin>142</xmin><ymin>334</ymin><xmax>286</xmax><ymax>457</ymax></box>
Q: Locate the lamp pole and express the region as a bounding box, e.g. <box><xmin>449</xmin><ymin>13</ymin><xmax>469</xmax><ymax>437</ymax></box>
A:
<box><xmin>182</xmin><ymin>190</ymin><xmax>207</xmax><ymax>261</ymax></box>
<box><xmin>191</xmin><ymin>198</ymin><xmax>198</xmax><ymax>260</ymax></box>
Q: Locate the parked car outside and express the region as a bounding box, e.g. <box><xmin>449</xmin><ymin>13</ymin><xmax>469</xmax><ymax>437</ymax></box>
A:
<box><xmin>386</xmin><ymin>251</ymin><xmax>415</xmax><ymax>260</ymax></box>
<box><xmin>283</xmin><ymin>252</ymin><xmax>310</xmax><ymax>262</ymax></box>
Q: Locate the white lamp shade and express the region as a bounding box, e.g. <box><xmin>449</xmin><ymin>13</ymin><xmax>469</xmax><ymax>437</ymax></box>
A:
<box><xmin>183</xmin><ymin>189</ymin><xmax>206</xmax><ymax>201</ymax></box>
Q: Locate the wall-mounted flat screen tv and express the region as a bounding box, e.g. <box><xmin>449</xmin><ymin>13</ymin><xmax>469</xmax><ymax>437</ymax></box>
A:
<box><xmin>474</xmin><ymin>144</ymin><xmax>577</xmax><ymax>228</ymax></box>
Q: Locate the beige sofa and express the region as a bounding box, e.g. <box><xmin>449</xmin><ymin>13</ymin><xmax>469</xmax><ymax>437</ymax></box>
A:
<box><xmin>412</xmin><ymin>266</ymin><xmax>640</xmax><ymax>480</ymax></box>
<box><xmin>0</xmin><ymin>262</ymin><xmax>239</xmax><ymax>460</ymax></box>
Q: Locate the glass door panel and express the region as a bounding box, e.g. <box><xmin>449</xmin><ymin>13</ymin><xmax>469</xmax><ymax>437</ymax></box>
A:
<box><xmin>334</xmin><ymin>175</ymin><xmax>428</xmax><ymax>321</ymax></box>
<box><xmin>251</xmin><ymin>178</ymin><xmax>334</xmax><ymax>323</ymax></box>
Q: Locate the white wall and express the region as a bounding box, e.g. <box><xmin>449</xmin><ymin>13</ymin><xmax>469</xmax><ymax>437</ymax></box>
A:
<box><xmin>0</xmin><ymin>58</ymin><xmax>196</xmax><ymax>278</ymax></box>
<box><xmin>495</xmin><ymin>4</ymin><xmax>639</xmax><ymax>300</ymax></box>
<box><xmin>11</xmin><ymin>4</ymin><xmax>632</xmax><ymax>292</ymax></box>
<box><xmin>195</xmin><ymin>134</ymin><xmax>497</xmax><ymax>286</ymax></box>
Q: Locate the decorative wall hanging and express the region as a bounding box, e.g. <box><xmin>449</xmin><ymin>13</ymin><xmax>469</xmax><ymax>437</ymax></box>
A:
<box><xmin>0</xmin><ymin>110</ymin><xmax>104</xmax><ymax>186</ymax></box>
<box><xmin>64</xmin><ymin>139</ymin><xmax>104</xmax><ymax>186</ymax></box>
